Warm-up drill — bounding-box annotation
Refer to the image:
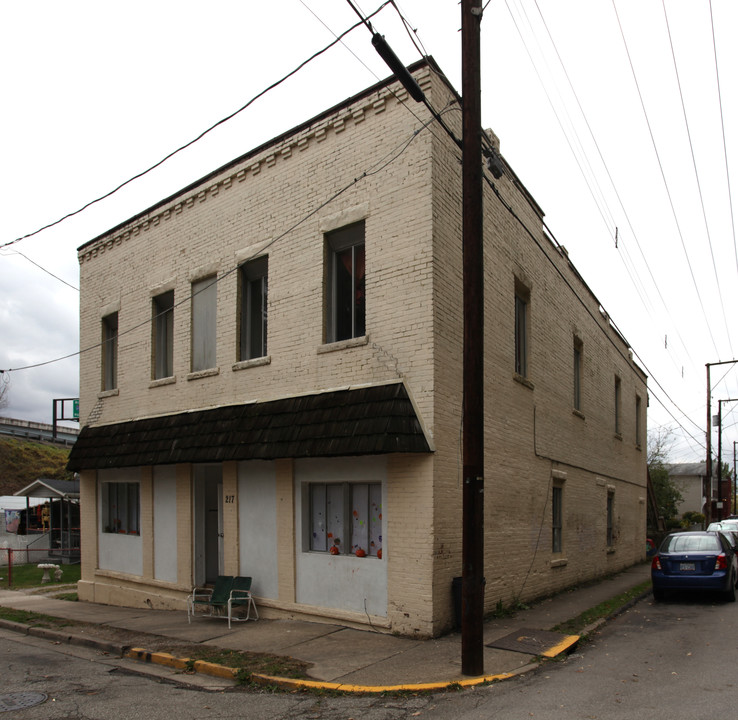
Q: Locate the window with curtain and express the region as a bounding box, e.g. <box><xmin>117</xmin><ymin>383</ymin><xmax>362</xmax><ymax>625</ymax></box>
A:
<box><xmin>309</xmin><ymin>481</ymin><xmax>382</xmax><ymax>557</ymax></box>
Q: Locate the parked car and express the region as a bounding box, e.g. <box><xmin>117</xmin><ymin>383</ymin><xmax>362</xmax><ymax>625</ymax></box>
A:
<box><xmin>707</xmin><ymin>521</ymin><xmax>738</xmax><ymax>537</ymax></box>
<box><xmin>706</xmin><ymin>522</ymin><xmax>738</xmax><ymax>550</ymax></box>
<box><xmin>651</xmin><ymin>531</ymin><xmax>738</xmax><ymax>602</ymax></box>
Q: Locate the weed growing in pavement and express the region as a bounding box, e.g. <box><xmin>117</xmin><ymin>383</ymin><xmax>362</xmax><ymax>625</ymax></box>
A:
<box><xmin>552</xmin><ymin>580</ymin><xmax>652</xmax><ymax>636</ymax></box>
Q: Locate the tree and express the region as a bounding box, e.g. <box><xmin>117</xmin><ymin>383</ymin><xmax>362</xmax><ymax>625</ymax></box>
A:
<box><xmin>647</xmin><ymin>429</ymin><xmax>683</xmax><ymax>522</ymax></box>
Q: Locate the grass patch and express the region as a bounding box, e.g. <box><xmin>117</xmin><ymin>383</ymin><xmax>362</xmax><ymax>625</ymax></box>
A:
<box><xmin>553</xmin><ymin>580</ymin><xmax>652</xmax><ymax>636</ymax></box>
<box><xmin>0</xmin><ymin>606</ymin><xmax>75</xmax><ymax>628</ymax></box>
<box><xmin>184</xmin><ymin>647</ymin><xmax>309</xmax><ymax>680</ymax></box>
<box><xmin>0</xmin><ymin>605</ymin><xmax>310</xmax><ymax>683</ymax></box>
<box><xmin>2</xmin><ymin>562</ymin><xmax>81</xmax><ymax>590</ymax></box>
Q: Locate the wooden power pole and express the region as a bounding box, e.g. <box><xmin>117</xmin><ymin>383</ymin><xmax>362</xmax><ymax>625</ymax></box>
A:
<box><xmin>461</xmin><ymin>0</ymin><xmax>485</xmax><ymax>677</ymax></box>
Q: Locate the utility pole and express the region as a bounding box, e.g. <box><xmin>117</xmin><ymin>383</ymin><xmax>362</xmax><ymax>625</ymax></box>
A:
<box><xmin>461</xmin><ymin>0</ymin><xmax>485</xmax><ymax>677</ymax></box>
<box><xmin>733</xmin><ymin>440</ymin><xmax>738</xmax><ymax>515</ymax></box>
<box><xmin>716</xmin><ymin>398</ymin><xmax>738</xmax><ymax>520</ymax></box>
<box><xmin>707</xmin><ymin>364</ymin><xmax>712</xmax><ymax>524</ymax></box>
<box><xmin>706</xmin><ymin>361</ymin><xmax>738</xmax><ymax>523</ymax></box>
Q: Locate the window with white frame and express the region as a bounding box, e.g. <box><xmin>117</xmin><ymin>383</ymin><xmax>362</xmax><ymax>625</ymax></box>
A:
<box><xmin>152</xmin><ymin>290</ymin><xmax>174</xmax><ymax>379</ymax></box>
<box><xmin>309</xmin><ymin>482</ymin><xmax>382</xmax><ymax>557</ymax></box>
<box><xmin>102</xmin><ymin>312</ymin><xmax>118</xmax><ymax>391</ymax></box>
<box><xmin>191</xmin><ymin>276</ymin><xmax>217</xmax><ymax>372</ymax></box>
<box><xmin>102</xmin><ymin>482</ymin><xmax>140</xmax><ymax>535</ymax></box>
<box><xmin>238</xmin><ymin>256</ymin><xmax>268</xmax><ymax>361</ymax></box>
<box><xmin>325</xmin><ymin>222</ymin><xmax>365</xmax><ymax>343</ymax></box>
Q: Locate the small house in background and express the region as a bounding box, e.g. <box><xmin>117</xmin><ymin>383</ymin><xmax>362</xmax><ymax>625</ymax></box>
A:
<box><xmin>1</xmin><ymin>479</ymin><xmax>80</xmax><ymax>566</ymax></box>
<box><xmin>68</xmin><ymin>59</ymin><xmax>647</xmax><ymax>637</ymax></box>
<box><xmin>665</xmin><ymin>462</ymin><xmax>719</xmax><ymax>521</ymax></box>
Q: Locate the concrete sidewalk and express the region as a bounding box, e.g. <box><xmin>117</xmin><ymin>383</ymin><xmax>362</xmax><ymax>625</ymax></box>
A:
<box><xmin>0</xmin><ymin>562</ymin><xmax>652</xmax><ymax>692</ymax></box>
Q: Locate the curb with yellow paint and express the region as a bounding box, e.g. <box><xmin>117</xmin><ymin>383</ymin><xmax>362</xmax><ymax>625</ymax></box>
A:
<box><xmin>124</xmin><ymin>634</ymin><xmax>579</xmax><ymax>694</ymax></box>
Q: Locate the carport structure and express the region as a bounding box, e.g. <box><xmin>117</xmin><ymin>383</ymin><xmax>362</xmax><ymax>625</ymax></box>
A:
<box><xmin>14</xmin><ymin>478</ymin><xmax>80</xmax><ymax>563</ymax></box>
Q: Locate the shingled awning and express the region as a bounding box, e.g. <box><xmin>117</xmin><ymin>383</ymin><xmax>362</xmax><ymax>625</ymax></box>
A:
<box><xmin>67</xmin><ymin>382</ymin><xmax>431</xmax><ymax>472</ymax></box>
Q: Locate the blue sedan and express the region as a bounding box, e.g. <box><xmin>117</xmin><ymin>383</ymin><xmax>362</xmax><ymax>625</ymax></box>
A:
<box><xmin>651</xmin><ymin>531</ymin><xmax>738</xmax><ymax>602</ymax></box>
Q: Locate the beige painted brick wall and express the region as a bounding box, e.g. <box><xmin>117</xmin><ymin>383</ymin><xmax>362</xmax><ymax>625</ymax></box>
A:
<box><xmin>75</xmin><ymin>64</ymin><xmax>646</xmax><ymax>633</ymax></box>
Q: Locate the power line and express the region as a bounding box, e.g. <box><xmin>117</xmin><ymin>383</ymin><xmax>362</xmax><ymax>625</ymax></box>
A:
<box><xmin>611</xmin><ymin>0</ymin><xmax>720</xmax><ymax>359</ymax></box>
<box><xmin>529</xmin><ymin>0</ymin><xmax>698</xmax><ymax>375</ymax></box>
<box><xmin>2</xmin><ymin>103</ymin><xmax>444</xmax><ymax>375</ymax></box>
<box><xmin>1</xmin><ymin>5</ymin><xmax>392</xmax><ymax>250</ymax></box>
<box><xmin>0</xmin><ymin>250</ymin><xmax>78</xmax><ymax>292</ymax></box>
<box><xmin>709</xmin><ymin>0</ymin><xmax>738</xmax><ymax>277</ymax></box>
<box><xmin>661</xmin><ymin>0</ymin><xmax>733</xmax><ymax>358</ymax></box>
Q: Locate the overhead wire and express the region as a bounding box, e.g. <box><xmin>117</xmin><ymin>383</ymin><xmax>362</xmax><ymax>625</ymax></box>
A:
<box><xmin>0</xmin><ymin>250</ymin><xmax>78</xmax><ymax>292</ymax></box>
<box><xmin>384</xmin><ymin>0</ymin><xmax>706</xmax><ymax>453</ymax></box>
<box><xmin>611</xmin><ymin>0</ymin><xmax>720</xmax><ymax>360</ymax></box>
<box><xmin>661</xmin><ymin>0</ymin><xmax>733</xmax><ymax>358</ymax></box>
<box><xmin>709</xmin><ymin>0</ymin><xmax>738</xmax><ymax>277</ymax></box>
<box><xmin>2</xmin><ymin>103</ymin><xmax>448</xmax><ymax>374</ymax></box>
<box><xmin>530</xmin><ymin>0</ymin><xmax>697</xmax><ymax>376</ymax></box>
<box><xmin>1</xmin><ymin>3</ymin><xmax>393</xmax><ymax>250</ymax></box>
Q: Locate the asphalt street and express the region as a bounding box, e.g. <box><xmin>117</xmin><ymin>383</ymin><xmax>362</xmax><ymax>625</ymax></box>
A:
<box><xmin>4</xmin><ymin>590</ymin><xmax>737</xmax><ymax>719</ymax></box>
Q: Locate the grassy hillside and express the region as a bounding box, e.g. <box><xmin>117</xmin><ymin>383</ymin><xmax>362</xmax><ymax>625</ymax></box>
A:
<box><xmin>0</xmin><ymin>437</ymin><xmax>73</xmax><ymax>495</ymax></box>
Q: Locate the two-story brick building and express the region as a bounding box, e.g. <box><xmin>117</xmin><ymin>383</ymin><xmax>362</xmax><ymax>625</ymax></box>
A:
<box><xmin>67</xmin><ymin>59</ymin><xmax>648</xmax><ymax>637</ymax></box>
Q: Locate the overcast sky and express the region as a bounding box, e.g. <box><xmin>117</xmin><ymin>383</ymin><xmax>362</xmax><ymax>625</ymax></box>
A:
<box><xmin>1</xmin><ymin>0</ymin><xmax>736</xmax><ymax>464</ymax></box>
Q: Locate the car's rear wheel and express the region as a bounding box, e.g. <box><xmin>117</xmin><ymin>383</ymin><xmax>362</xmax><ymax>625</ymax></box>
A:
<box><xmin>726</xmin><ymin>575</ymin><xmax>736</xmax><ymax>602</ymax></box>
<box><xmin>652</xmin><ymin>587</ymin><xmax>665</xmax><ymax>603</ymax></box>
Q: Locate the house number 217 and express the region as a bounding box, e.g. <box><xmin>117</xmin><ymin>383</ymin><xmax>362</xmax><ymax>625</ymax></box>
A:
<box><xmin>224</xmin><ymin>495</ymin><xmax>235</xmax><ymax>503</ymax></box>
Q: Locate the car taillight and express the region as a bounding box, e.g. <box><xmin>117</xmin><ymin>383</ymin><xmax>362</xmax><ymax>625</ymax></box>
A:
<box><xmin>715</xmin><ymin>554</ymin><xmax>728</xmax><ymax>570</ymax></box>
<box><xmin>651</xmin><ymin>556</ymin><xmax>661</xmax><ymax>570</ymax></box>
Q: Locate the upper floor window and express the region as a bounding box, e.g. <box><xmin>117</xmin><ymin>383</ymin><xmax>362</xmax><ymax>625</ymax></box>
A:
<box><xmin>635</xmin><ymin>394</ymin><xmax>642</xmax><ymax>448</ymax></box>
<box><xmin>102</xmin><ymin>312</ymin><xmax>118</xmax><ymax>391</ymax></box>
<box><xmin>614</xmin><ymin>375</ymin><xmax>622</xmax><ymax>436</ymax></box>
<box><xmin>239</xmin><ymin>257</ymin><xmax>268</xmax><ymax>361</ymax></box>
<box><xmin>326</xmin><ymin>222</ymin><xmax>365</xmax><ymax>343</ymax></box>
<box><xmin>191</xmin><ymin>276</ymin><xmax>217</xmax><ymax>372</ymax></box>
<box><xmin>514</xmin><ymin>282</ymin><xmax>529</xmax><ymax>378</ymax></box>
<box><xmin>573</xmin><ymin>338</ymin><xmax>583</xmax><ymax>412</ymax></box>
<box><xmin>152</xmin><ymin>291</ymin><xmax>174</xmax><ymax>380</ymax></box>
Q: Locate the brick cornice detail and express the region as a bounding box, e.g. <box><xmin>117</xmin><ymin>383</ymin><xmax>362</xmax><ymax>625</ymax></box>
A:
<box><xmin>78</xmin><ymin>69</ymin><xmax>431</xmax><ymax>266</ymax></box>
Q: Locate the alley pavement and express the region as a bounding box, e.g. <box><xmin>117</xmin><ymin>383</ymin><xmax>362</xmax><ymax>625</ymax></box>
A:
<box><xmin>0</xmin><ymin>562</ymin><xmax>652</xmax><ymax>692</ymax></box>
